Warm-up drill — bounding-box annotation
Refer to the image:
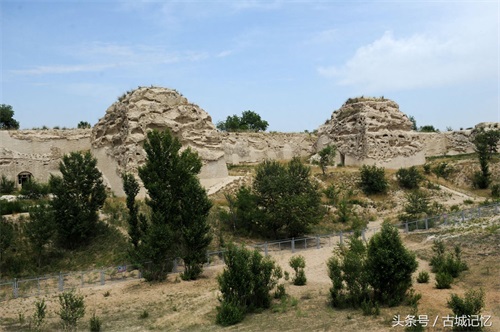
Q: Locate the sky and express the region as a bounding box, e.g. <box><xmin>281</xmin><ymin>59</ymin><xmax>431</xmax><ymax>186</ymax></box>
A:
<box><xmin>1</xmin><ymin>0</ymin><xmax>499</xmax><ymax>132</ymax></box>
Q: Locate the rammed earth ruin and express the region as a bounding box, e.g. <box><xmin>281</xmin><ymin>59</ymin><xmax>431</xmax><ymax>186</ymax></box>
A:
<box><xmin>1</xmin><ymin>87</ymin><xmax>498</xmax><ymax>196</ymax></box>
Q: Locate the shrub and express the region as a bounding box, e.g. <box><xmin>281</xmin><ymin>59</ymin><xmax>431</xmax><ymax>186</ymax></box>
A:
<box><xmin>430</xmin><ymin>241</ymin><xmax>468</xmax><ymax>278</ymax></box>
<box><xmin>366</xmin><ymin>222</ymin><xmax>418</xmax><ymax>306</ymax></box>
<box><xmin>216</xmin><ymin>301</ymin><xmax>245</xmax><ymax>326</ymax></box>
<box><xmin>432</xmin><ymin>162</ymin><xmax>453</xmax><ymax>180</ymax></box>
<box><xmin>423</xmin><ymin>164</ymin><xmax>431</xmax><ymax>175</ymax></box>
<box><xmin>327</xmin><ymin>233</ymin><xmax>370</xmax><ymax>309</ymax></box>
<box><xmin>0</xmin><ymin>175</ymin><xmax>16</xmax><ymax>194</ymax></box>
<box><xmin>323</xmin><ymin>184</ymin><xmax>340</xmax><ymax>206</ymax></box>
<box><xmin>20</xmin><ymin>180</ymin><xmax>50</xmax><ymax>199</ymax></box>
<box><xmin>447</xmin><ymin>288</ymin><xmax>485</xmax><ymax>331</ymax></box>
<box><xmin>435</xmin><ymin>272</ymin><xmax>453</xmax><ymax>289</ymax></box>
<box><xmin>289</xmin><ymin>255</ymin><xmax>307</xmax><ymax>286</ymax></box>
<box><xmin>31</xmin><ymin>299</ymin><xmax>46</xmax><ymax>332</ymax></box>
<box><xmin>58</xmin><ymin>291</ymin><xmax>85</xmax><ymax>331</ymax></box>
<box><xmin>359</xmin><ymin>165</ymin><xmax>388</xmax><ymax>195</ymax></box>
<box><xmin>89</xmin><ymin>312</ymin><xmax>101</xmax><ymax>332</ymax></box>
<box><xmin>399</xmin><ymin>190</ymin><xmax>432</xmax><ymax>224</ymax></box>
<box><xmin>274</xmin><ymin>284</ymin><xmax>287</xmax><ymax>299</ymax></box>
<box><xmin>416</xmin><ymin>271</ymin><xmax>429</xmax><ymax>283</ymax></box>
<box><xmin>396</xmin><ymin>166</ymin><xmax>424</xmax><ymax>189</ymax></box>
<box><xmin>139</xmin><ymin>310</ymin><xmax>149</xmax><ymax>319</ymax></box>
<box><xmin>216</xmin><ymin>243</ymin><xmax>282</xmax><ymax>326</ymax></box>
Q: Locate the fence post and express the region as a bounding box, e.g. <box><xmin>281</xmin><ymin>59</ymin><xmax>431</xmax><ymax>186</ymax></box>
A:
<box><xmin>292</xmin><ymin>238</ymin><xmax>295</xmax><ymax>253</ymax></box>
<box><xmin>100</xmin><ymin>270</ymin><xmax>105</xmax><ymax>285</ymax></box>
<box><xmin>425</xmin><ymin>218</ymin><xmax>428</xmax><ymax>230</ymax></box>
<box><xmin>496</xmin><ymin>203</ymin><xmax>499</xmax><ymax>214</ymax></box>
<box><xmin>478</xmin><ymin>207</ymin><xmax>481</xmax><ymax>218</ymax></box>
<box><xmin>207</xmin><ymin>253</ymin><xmax>210</xmax><ymax>265</ymax></box>
<box><xmin>13</xmin><ymin>278</ymin><xmax>18</xmax><ymax>299</ymax></box>
<box><xmin>264</xmin><ymin>242</ymin><xmax>268</xmax><ymax>256</ymax></box>
<box><xmin>316</xmin><ymin>236</ymin><xmax>320</xmax><ymax>249</ymax></box>
<box><xmin>58</xmin><ymin>273</ymin><xmax>63</xmax><ymax>292</ymax></box>
<box><xmin>461</xmin><ymin>210</ymin><xmax>465</xmax><ymax>222</ymax></box>
<box><xmin>339</xmin><ymin>231</ymin><xmax>343</xmax><ymax>246</ymax></box>
<box><xmin>405</xmin><ymin>222</ymin><xmax>409</xmax><ymax>233</ymax></box>
<box><xmin>362</xmin><ymin>229</ymin><xmax>366</xmax><ymax>242</ymax></box>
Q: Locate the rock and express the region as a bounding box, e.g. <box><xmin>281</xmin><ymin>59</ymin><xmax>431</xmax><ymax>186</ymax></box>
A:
<box><xmin>91</xmin><ymin>86</ymin><xmax>228</xmax><ymax>195</ymax></box>
<box><xmin>316</xmin><ymin>97</ymin><xmax>425</xmax><ymax>168</ymax></box>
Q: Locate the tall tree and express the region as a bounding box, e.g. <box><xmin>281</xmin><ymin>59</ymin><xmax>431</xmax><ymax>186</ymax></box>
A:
<box><xmin>137</xmin><ymin>129</ymin><xmax>212</xmax><ymax>281</ymax></box>
<box><xmin>122</xmin><ymin>173</ymin><xmax>142</xmax><ymax>250</ymax></box>
<box><xmin>216</xmin><ymin>111</ymin><xmax>269</xmax><ymax>132</ymax></box>
<box><xmin>0</xmin><ymin>218</ymin><xmax>14</xmax><ymax>277</ymax></box>
<box><xmin>0</xmin><ymin>104</ymin><xmax>20</xmax><ymax>130</ymax></box>
<box><xmin>316</xmin><ymin>145</ymin><xmax>336</xmax><ymax>176</ymax></box>
<box><xmin>49</xmin><ymin>151</ymin><xmax>106</xmax><ymax>249</ymax></box>
<box><xmin>472</xmin><ymin>128</ymin><xmax>500</xmax><ymax>189</ymax></box>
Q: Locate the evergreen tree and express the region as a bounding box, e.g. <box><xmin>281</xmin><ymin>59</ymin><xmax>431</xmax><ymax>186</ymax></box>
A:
<box><xmin>137</xmin><ymin>129</ymin><xmax>212</xmax><ymax>281</ymax></box>
<box><xmin>122</xmin><ymin>173</ymin><xmax>142</xmax><ymax>250</ymax></box>
<box><xmin>49</xmin><ymin>151</ymin><xmax>106</xmax><ymax>249</ymax></box>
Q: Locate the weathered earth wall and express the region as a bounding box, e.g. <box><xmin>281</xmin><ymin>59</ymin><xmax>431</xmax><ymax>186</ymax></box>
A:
<box><xmin>222</xmin><ymin>132</ymin><xmax>316</xmax><ymax>164</ymax></box>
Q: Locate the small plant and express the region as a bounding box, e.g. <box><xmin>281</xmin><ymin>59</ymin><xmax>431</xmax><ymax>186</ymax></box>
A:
<box><xmin>289</xmin><ymin>255</ymin><xmax>307</xmax><ymax>286</ymax></box>
<box><xmin>103</xmin><ymin>290</ymin><xmax>111</xmax><ymax>297</ymax></box>
<box><xmin>284</xmin><ymin>271</ymin><xmax>290</xmax><ymax>281</ymax></box>
<box><xmin>432</xmin><ymin>162</ymin><xmax>453</xmax><ymax>180</ymax></box>
<box><xmin>416</xmin><ymin>271</ymin><xmax>429</xmax><ymax>283</ymax></box>
<box><xmin>0</xmin><ymin>175</ymin><xmax>16</xmax><ymax>194</ymax></box>
<box><xmin>274</xmin><ymin>284</ymin><xmax>287</xmax><ymax>300</ymax></box>
<box><xmin>89</xmin><ymin>312</ymin><xmax>101</xmax><ymax>332</ymax></box>
<box><xmin>139</xmin><ymin>310</ymin><xmax>149</xmax><ymax>319</ymax></box>
<box><xmin>58</xmin><ymin>291</ymin><xmax>85</xmax><ymax>332</ymax></box>
<box><xmin>215</xmin><ymin>301</ymin><xmax>245</xmax><ymax>326</ymax></box>
<box><xmin>361</xmin><ymin>299</ymin><xmax>379</xmax><ymax>316</ymax></box>
<box><xmin>31</xmin><ymin>299</ymin><xmax>46</xmax><ymax>332</ymax></box>
<box><xmin>405</xmin><ymin>288</ymin><xmax>422</xmax><ymax>307</ymax></box>
<box><xmin>423</xmin><ymin>164</ymin><xmax>431</xmax><ymax>175</ymax></box>
<box><xmin>435</xmin><ymin>272</ymin><xmax>453</xmax><ymax>289</ymax></box>
<box><xmin>447</xmin><ymin>288</ymin><xmax>485</xmax><ymax>332</ymax></box>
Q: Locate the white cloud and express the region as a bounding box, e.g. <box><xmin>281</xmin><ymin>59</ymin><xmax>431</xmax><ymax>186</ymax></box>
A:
<box><xmin>318</xmin><ymin>7</ymin><xmax>498</xmax><ymax>92</ymax></box>
<box><xmin>11</xmin><ymin>63</ymin><xmax>118</xmax><ymax>75</ymax></box>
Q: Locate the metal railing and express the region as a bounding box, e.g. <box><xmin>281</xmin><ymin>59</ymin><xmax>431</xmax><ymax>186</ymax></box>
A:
<box><xmin>1</xmin><ymin>202</ymin><xmax>498</xmax><ymax>302</ymax></box>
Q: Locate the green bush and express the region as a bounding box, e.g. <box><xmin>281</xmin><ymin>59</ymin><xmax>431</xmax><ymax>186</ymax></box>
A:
<box><xmin>366</xmin><ymin>222</ymin><xmax>418</xmax><ymax>306</ymax></box>
<box><xmin>58</xmin><ymin>291</ymin><xmax>85</xmax><ymax>331</ymax></box>
<box><xmin>396</xmin><ymin>166</ymin><xmax>424</xmax><ymax>189</ymax></box>
<box><xmin>430</xmin><ymin>241</ymin><xmax>468</xmax><ymax>278</ymax></box>
<box><xmin>216</xmin><ymin>243</ymin><xmax>282</xmax><ymax>326</ymax></box>
<box><xmin>216</xmin><ymin>301</ymin><xmax>245</xmax><ymax>326</ymax></box>
<box><xmin>359</xmin><ymin>165</ymin><xmax>388</xmax><ymax>195</ymax></box>
<box><xmin>0</xmin><ymin>199</ymin><xmax>32</xmax><ymax>215</ymax></box>
<box><xmin>20</xmin><ymin>180</ymin><xmax>50</xmax><ymax>199</ymax></box>
<box><xmin>289</xmin><ymin>255</ymin><xmax>307</xmax><ymax>286</ymax></box>
<box><xmin>432</xmin><ymin>162</ymin><xmax>453</xmax><ymax>180</ymax></box>
<box><xmin>31</xmin><ymin>299</ymin><xmax>46</xmax><ymax>332</ymax></box>
<box><xmin>435</xmin><ymin>272</ymin><xmax>453</xmax><ymax>289</ymax></box>
<box><xmin>416</xmin><ymin>271</ymin><xmax>429</xmax><ymax>283</ymax></box>
<box><xmin>447</xmin><ymin>288</ymin><xmax>485</xmax><ymax>331</ymax></box>
<box><xmin>274</xmin><ymin>284</ymin><xmax>287</xmax><ymax>299</ymax></box>
<box><xmin>423</xmin><ymin>164</ymin><xmax>431</xmax><ymax>175</ymax></box>
<box><xmin>0</xmin><ymin>175</ymin><xmax>16</xmax><ymax>194</ymax></box>
<box><xmin>89</xmin><ymin>312</ymin><xmax>102</xmax><ymax>332</ymax></box>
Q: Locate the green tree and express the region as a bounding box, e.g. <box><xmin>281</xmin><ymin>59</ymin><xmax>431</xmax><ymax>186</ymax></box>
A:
<box><xmin>399</xmin><ymin>190</ymin><xmax>432</xmax><ymax>223</ymax></box>
<box><xmin>316</xmin><ymin>145</ymin><xmax>336</xmax><ymax>176</ymax></box>
<box><xmin>0</xmin><ymin>218</ymin><xmax>14</xmax><ymax>276</ymax></box>
<box><xmin>216</xmin><ymin>111</ymin><xmax>268</xmax><ymax>132</ymax></box>
<box><xmin>240</xmin><ymin>110</ymin><xmax>269</xmax><ymax>132</ymax></box>
<box><xmin>472</xmin><ymin>128</ymin><xmax>500</xmax><ymax>189</ymax></box>
<box><xmin>122</xmin><ymin>173</ymin><xmax>142</xmax><ymax>250</ymax></box>
<box><xmin>419</xmin><ymin>125</ymin><xmax>439</xmax><ymax>133</ymax></box>
<box><xmin>408</xmin><ymin>115</ymin><xmax>417</xmax><ymax>131</ymax></box>
<box><xmin>359</xmin><ymin>165</ymin><xmax>388</xmax><ymax>195</ymax></box>
<box><xmin>252</xmin><ymin>158</ymin><xmax>323</xmax><ymax>238</ymax></box>
<box><xmin>366</xmin><ymin>222</ymin><xmax>418</xmax><ymax>306</ymax></box>
<box><xmin>25</xmin><ymin>204</ymin><xmax>56</xmax><ymax>268</ymax></box>
<box><xmin>0</xmin><ymin>104</ymin><xmax>20</xmax><ymax>130</ymax></box>
<box><xmin>137</xmin><ymin>129</ymin><xmax>212</xmax><ymax>281</ymax></box>
<box><xmin>447</xmin><ymin>289</ymin><xmax>485</xmax><ymax>332</ymax></box>
<box><xmin>77</xmin><ymin>121</ymin><xmax>91</xmax><ymax>129</ymax></box>
<box><xmin>49</xmin><ymin>151</ymin><xmax>106</xmax><ymax>249</ymax></box>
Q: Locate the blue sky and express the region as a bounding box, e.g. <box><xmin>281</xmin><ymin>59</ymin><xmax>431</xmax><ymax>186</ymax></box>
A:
<box><xmin>1</xmin><ymin>0</ymin><xmax>499</xmax><ymax>132</ymax></box>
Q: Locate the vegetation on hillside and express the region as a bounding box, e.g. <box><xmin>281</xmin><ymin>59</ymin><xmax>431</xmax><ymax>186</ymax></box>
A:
<box><xmin>216</xmin><ymin>110</ymin><xmax>269</xmax><ymax>132</ymax></box>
